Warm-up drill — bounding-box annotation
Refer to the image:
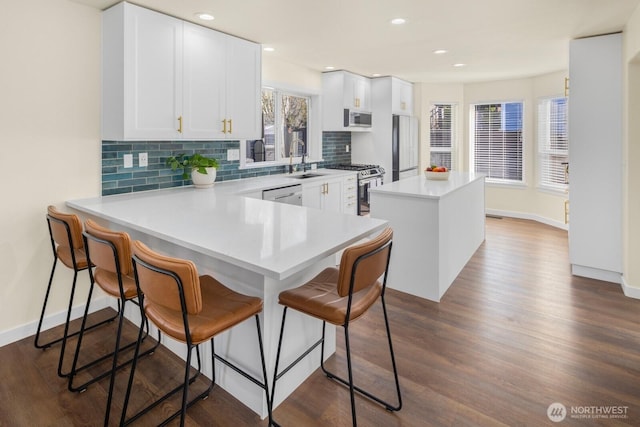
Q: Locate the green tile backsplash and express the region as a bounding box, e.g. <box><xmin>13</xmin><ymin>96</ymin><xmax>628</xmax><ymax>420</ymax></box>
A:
<box><xmin>101</xmin><ymin>132</ymin><xmax>352</xmax><ymax>196</ymax></box>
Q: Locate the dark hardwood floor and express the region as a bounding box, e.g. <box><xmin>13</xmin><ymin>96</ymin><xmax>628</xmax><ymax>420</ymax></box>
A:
<box><xmin>2</xmin><ymin>217</ymin><xmax>640</xmax><ymax>426</ymax></box>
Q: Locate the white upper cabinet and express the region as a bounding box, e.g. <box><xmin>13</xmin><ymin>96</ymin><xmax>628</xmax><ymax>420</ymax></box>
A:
<box><xmin>182</xmin><ymin>22</ymin><xmax>225</xmax><ymax>139</ymax></box>
<box><xmin>391</xmin><ymin>77</ymin><xmax>413</xmax><ymax>116</ymax></box>
<box><xmin>223</xmin><ymin>36</ymin><xmax>262</xmax><ymax>139</ymax></box>
<box><xmin>102</xmin><ymin>2</ymin><xmax>261</xmax><ymax>141</ymax></box>
<box><xmin>322</xmin><ymin>71</ymin><xmax>372</xmax><ymax>131</ymax></box>
<box><xmin>103</xmin><ymin>3</ymin><xmax>183</xmax><ymax>140</ymax></box>
<box><xmin>342</xmin><ymin>72</ymin><xmax>372</xmax><ymax>112</ymax></box>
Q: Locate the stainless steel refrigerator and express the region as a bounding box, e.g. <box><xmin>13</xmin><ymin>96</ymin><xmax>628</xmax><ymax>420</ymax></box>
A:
<box><xmin>392</xmin><ymin>115</ymin><xmax>419</xmax><ymax>181</ymax></box>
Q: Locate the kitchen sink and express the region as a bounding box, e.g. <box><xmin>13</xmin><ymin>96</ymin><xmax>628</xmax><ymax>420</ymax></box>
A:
<box><xmin>287</xmin><ymin>173</ymin><xmax>326</xmax><ymax>179</ymax></box>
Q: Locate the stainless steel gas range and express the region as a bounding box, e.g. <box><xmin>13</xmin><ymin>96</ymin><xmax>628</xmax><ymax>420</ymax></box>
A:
<box><xmin>327</xmin><ymin>164</ymin><xmax>385</xmax><ymax>215</ymax></box>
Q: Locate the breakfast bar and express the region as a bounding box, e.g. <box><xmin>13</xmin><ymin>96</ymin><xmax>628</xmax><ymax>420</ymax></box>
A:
<box><xmin>369</xmin><ymin>172</ymin><xmax>485</xmax><ymax>302</ymax></box>
<box><xmin>67</xmin><ymin>185</ymin><xmax>387</xmax><ymax>418</ymax></box>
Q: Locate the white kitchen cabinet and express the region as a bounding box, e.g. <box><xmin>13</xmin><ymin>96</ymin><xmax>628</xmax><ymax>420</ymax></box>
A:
<box><xmin>302</xmin><ymin>176</ymin><xmax>343</xmax><ymax>213</ymax></box>
<box><xmin>568</xmin><ymin>33</ymin><xmax>622</xmax><ymax>283</ymax></box>
<box><xmin>322</xmin><ymin>71</ymin><xmax>372</xmax><ymax>131</ymax></box>
<box><xmin>102</xmin><ymin>2</ymin><xmax>261</xmax><ymax>141</ymax></box>
<box><xmin>103</xmin><ymin>2</ymin><xmax>183</xmax><ymax>140</ymax></box>
<box><xmin>223</xmin><ymin>36</ymin><xmax>262</xmax><ymax>139</ymax></box>
<box><xmin>342</xmin><ymin>174</ymin><xmax>358</xmax><ymax>215</ymax></box>
<box><xmin>182</xmin><ymin>23</ymin><xmax>261</xmax><ymax>140</ymax></box>
<box><xmin>391</xmin><ymin>77</ymin><xmax>413</xmax><ymax>116</ymax></box>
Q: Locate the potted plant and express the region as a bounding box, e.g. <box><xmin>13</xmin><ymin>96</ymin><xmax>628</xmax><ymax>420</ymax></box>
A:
<box><xmin>166</xmin><ymin>153</ymin><xmax>219</xmax><ymax>188</ymax></box>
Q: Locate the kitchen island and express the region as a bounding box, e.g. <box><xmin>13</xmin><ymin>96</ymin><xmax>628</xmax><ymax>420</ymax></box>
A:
<box><xmin>369</xmin><ymin>172</ymin><xmax>485</xmax><ymax>302</ymax></box>
<box><xmin>67</xmin><ymin>183</ymin><xmax>387</xmax><ymax>418</ymax></box>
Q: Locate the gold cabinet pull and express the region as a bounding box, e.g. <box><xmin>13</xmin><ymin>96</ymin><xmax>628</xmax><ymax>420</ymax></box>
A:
<box><xmin>178</xmin><ymin>116</ymin><xmax>183</xmax><ymax>133</ymax></box>
<box><xmin>228</xmin><ymin>119</ymin><xmax>233</xmax><ymax>134</ymax></box>
<box><xmin>222</xmin><ymin>119</ymin><xmax>227</xmax><ymax>134</ymax></box>
<box><xmin>564</xmin><ymin>77</ymin><xmax>570</xmax><ymax>97</ymax></box>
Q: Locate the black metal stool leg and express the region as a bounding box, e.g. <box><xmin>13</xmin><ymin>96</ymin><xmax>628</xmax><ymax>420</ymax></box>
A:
<box><xmin>34</xmin><ymin>257</ymin><xmax>59</xmax><ymax>349</ymax></box>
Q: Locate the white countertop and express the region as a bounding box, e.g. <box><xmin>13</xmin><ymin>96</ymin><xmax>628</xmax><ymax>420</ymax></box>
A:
<box><xmin>67</xmin><ymin>170</ymin><xmax>386</xmax><ymax>280</ymax></box>
<box><xmin>369</xmin><ymin>171</ymin><xmax>485</xmax><ymax>200</ymax></box>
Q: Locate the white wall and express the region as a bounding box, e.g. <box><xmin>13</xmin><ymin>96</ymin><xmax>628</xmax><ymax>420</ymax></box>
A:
<box><xmin>262</xmin><ymin>55</ymin><xmax>322</xmax><ymax>91</ymax></box>
<box><xmin>624</xmin><ymin>6</ymin><xmax>640</xmax><ymax>292</ymax></box>
<box><xmin>0</xmin><ymin>0</ymin><xmax>101</xmax><ymax>342</ymax></box>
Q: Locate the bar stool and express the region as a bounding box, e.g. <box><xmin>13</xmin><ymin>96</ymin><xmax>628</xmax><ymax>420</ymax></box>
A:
<box><xmin>67</xmin><ymin>220</ymin><xmax>160</xmax><ymax>425</ymax></box>
<box><xmin>271</xmin><ymin>227</ymin><xmax>401</xmax><ymax>427</ymax></box>
<box><xmin>121</xmin><ymin>240</ymin><xmax>275</xmax><ymax>427</ymax></box>
<box><xmin>35</xmin><ymin>206</ymin><xmax>117</xmax><ymax>378</ymax></box>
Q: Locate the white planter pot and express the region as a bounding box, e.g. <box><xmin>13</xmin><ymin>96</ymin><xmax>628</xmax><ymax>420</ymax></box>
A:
<box><xmin>191</xmin><ymin>167</ymin><xmax>217</xmax><ymax>188</ymax></box>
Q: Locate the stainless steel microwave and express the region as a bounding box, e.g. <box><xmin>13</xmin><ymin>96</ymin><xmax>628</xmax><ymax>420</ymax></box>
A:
<box><xmin>344</xmin><ymin>109</ymin><xmax>372</xmax><ymax>128</ymax></box>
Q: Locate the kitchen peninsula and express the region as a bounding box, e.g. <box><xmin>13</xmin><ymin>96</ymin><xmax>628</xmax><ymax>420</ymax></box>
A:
<box><xmin>369</xmin><ymin>172</ymin><xmax>485</xmax><ymax>302</ymax></box>
<box><xmin>67</xmin><ymin>174</ymin><xmax>387</xmax><ymax>418</ymax></box>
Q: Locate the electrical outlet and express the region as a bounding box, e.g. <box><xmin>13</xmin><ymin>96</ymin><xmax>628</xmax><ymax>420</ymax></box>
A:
<box><xmin>227</xmin><ymin>149</ymin><xmax>240</xmax><ymax>161</ymax></box>
<box><xmin>346</xmin><ymin>145</ymin><xmax>350</xmax><ymax>153</ymax></box>
<box><xmin>123</xmin><ymin>154</ymin><xmax>133</xmax><ymax>168</ymax></box>
<box><xmin>139</xmin><ymin>152</ymin><xmax>148</xmax><ymax>167</ymax></box>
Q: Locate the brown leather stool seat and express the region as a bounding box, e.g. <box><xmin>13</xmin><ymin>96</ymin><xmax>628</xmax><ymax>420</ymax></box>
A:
<box><xmin>35</xmin><ymin>206</ymin><xmax>117</xmax><ymax>378</ymax></box>
<box><xmin>272</xmin><ymin>227</ymin><xmax>402</xmax><ymax>427</ymax></box>
<box><xmin>120</xmin><ymin>241</ymin><xmax>274</xmax><ymax>427</ymax></box>
<box><xmin>278</xmin><ymin>267</ymin><xmax>382</xmax><ymax>325</ymax></box>
<box><xmin>68</xmin><ymin>220</ymin><xmax>159</xmax><ymax>425</ymax></box>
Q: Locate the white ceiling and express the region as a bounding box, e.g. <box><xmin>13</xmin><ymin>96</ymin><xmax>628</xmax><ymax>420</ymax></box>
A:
<box><xmin>72</xmin><ymin>0</ymin><xmax>640</xmax><ymax>83</ymax></box>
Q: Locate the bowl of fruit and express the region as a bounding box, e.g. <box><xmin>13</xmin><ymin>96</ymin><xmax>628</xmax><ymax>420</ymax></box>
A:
<box><xmin>424</xmin><ymin>165</ymin><xmax>450</xmax><ymax>180</ymax></box>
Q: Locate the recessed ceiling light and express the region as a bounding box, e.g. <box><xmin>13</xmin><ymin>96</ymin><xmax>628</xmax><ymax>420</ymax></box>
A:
<box><xmin>325</xmin><ymin>66</ymin><xmax>335</xmax><ymax>70</ymax></box>
<box><xmin>453</xmin><ymin>63</ymin><xmax>466</xmax><ymax>68</ymax></box>
<box><xmin>433</xmin><ymin>49</ymin><xmax>448</xmax><ymax>55</ymax></box>
<box><xmin>196</xmin><ymin>12</ymin><xmax>214</xmax><ymax>21</ymax></box>
<box><xmin>372</xmin><ymin>73</ymin><xmax>381</xmax><ymax>77</ymax></box>
<box><xmin>391</xmin><ymin>18</ymin><xmax>406</xmax><ymax>25</ymax></box>
<box><xmin>263</xmin><ymin>47</ymin><xmax>275</xmax><ymax>52</ymax></box>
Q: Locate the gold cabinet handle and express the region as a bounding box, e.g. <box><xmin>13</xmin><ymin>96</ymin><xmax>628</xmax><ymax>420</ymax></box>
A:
<box><xmin>222</xmin><ymin>119</ymin><xmax>227</xmax><ymax>134</ymax></box>
<box><xmin>178</xmin><ymin>116</ymin><xmax>183</xmax><ymax>133</ymax></box>
<box><xmin>564</xmin><ymin>77</ymin><xmax>570</xmax><ymax>97</ymax></box>
<box><xmin>228</xmin><ymin>119</ymin><xmax>233</xmax><ymax>134</ymax></box>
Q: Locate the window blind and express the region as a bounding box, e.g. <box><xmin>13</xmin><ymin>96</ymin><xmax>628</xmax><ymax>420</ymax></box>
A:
<box><xmin>537</xmin><ymin>97</ymin><xmax>568</xmax><ymax>191</ymax></box>
<box><xmin>472</xmin><ymin>102</ymin><xmax>523</xmax><ymax>183</ymax></box>
<box><xmin>429</xmin><ymin>104</ymin><xmax>456</xmax><ymax>170</ymax></box>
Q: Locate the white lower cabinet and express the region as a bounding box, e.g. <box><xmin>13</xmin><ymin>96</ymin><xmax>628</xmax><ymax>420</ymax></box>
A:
<box><xmin>303</xmin><ymin>173</ymin><xmax>357</xmax><ymax>214</ymax></box>
<box><xmin>342</xmin><ymin>174</ymin><xmax>358</xmax><ymax>215</ymax></box>
<box><xmin>303</xmin><ymin>178</ymin><xmax>342</xmax><ymax>213</ymax></box>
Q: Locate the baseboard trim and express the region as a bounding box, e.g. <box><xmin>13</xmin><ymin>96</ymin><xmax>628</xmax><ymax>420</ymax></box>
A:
<box><xmin>485</xmin><ymin>209</ymin><xmax>568</xmax><ymax>231</ymax></box>
<box><xmin>621</xmin><ymin>276</ymin><xmax>640</xmax><ymax>299</ymax></box>
<box><xmin>0</xmin><ymin>296</ymin><xmax>110</xmax><ymax>348</ymax></box>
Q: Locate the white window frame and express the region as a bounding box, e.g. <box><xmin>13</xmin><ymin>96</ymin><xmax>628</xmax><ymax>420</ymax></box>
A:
<box><xmin>429</xmin><ymin>103</ymin><xmax>457</xmax><ymax>170</ymax></box>
<box><xmin>240</xmin><ymin>82</ymin><xmax>321</xmax><ymax>169</ymax></box>
<box><xmin>469</xmin><ymin>101</ymin><xmax>525</xmax><ymax>186</ymax></box>
<box><xmin>537</xmin><ymin>96</ymin><xmax>569</xmax><ymax>193</ymax></box>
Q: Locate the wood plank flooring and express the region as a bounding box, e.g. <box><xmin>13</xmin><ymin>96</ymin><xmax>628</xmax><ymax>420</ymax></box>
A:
<box><xmin>2</xmin><ymin>217</ymin><xmax>640</xmax><ymax>426</ymax></box>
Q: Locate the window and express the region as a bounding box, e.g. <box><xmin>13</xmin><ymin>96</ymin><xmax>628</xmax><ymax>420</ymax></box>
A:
<box><xmin>429</xmin><ymin>104</ymin><xmax>456</xmax><ymax>170</ymax></box>
<box><xmin>537</xmin><ymin>97</ymin><xmax>568</xmax><ymax>191</ymax></box>
<box><xmin>470</xmin><ymin>102</ymin><xmax>524</xmax><ymax>184</ymax></box>
<box><xmin>244</xmin><ymin>87</ymin><xmax>315</xmax><ymax>167</ymax></box>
